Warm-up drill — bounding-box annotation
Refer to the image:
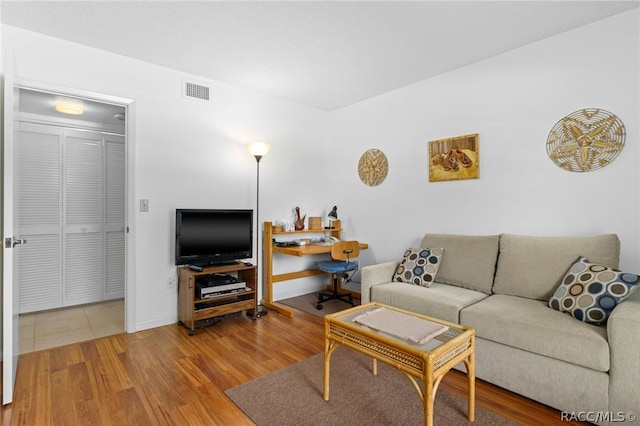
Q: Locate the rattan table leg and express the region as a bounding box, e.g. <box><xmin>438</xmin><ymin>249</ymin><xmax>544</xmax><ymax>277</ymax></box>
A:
<box><xmin>323</xmin><ymin>344</ymin><xmax>332</xmax><ymax>400</ymax></box>
<box><xmin>324</xmin><ymin>338</ymin><xmax>340</xmax><ymax>401</ymax></box>
<box><xmin>465</xmin><ymin>351</ymin><xmax>476</xmax><ymax>421</ymax></box>
<box><xmin>323</xmin><ymin>353</ymin><xmax>329</xmax><ymax>400</ymax></box>
<box><xmin>425</xmin><ymin>375</ymin><xmax>434</xmax><ymax>426</ymax></box>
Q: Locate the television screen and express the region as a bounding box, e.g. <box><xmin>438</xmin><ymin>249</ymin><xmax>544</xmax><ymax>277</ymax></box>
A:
<box><xmin>175</xmin><ymin>209</ymin><xmax>253</xmax><ymax>266</ymax></box>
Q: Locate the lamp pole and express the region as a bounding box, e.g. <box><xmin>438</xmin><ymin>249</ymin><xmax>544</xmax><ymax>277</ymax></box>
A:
<box><xmin>248</xmin><ymin>142</ymin><xmax>271</xmax><ymax>318</ymax></box>
<box><xmin>255</xmin><ymin>155</ymin><xmax>262</xmax><ymax>257</ymax></box>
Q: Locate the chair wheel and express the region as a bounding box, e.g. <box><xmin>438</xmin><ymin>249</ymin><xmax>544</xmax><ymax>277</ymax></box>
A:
<box><xmin>317</xmin><ymin>304</ymin><xmax>323</xmax><ymax>310</ymax></box>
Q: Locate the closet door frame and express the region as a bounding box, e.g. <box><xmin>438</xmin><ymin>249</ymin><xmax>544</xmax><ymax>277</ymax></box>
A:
<box><xmin>14</xmin><ymin>79</ymin><xmax>135</xmax><ymax>332</ymax></box>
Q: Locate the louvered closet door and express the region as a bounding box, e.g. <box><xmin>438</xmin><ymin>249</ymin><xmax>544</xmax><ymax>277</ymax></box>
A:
<box><xmin>105</xmin><ymin>135</ymin><xmax>126</xmax><ymax>298</ymax></box>
<box><xmin>64</xmin><ymin>130</ymin><xmax>105</xmax><ymax>305</ymax></box>
<box><xmin>16</xmin><ymin>123</ymin><xmax>126</xmax><ymax>313</ymax></box>
<box><xmin>16</xmin><ymin>122</ymin><xmax>63</xmax><ymax>313</ymax></box>
<box><xmin>64</xmin><ymin>130</ymin><xmax>126</xmax><ymax>305</ymax></box>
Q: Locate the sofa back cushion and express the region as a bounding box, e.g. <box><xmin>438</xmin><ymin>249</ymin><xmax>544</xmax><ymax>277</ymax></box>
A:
<box><xmin>420</xmin><ymin>233</ymin><xmax>500</xmax><ymax>294</ymax></box>
<box><xmin>493</xmin><ymin>233</ymin><xmax>620</xmax><ymax>300</ymax></box>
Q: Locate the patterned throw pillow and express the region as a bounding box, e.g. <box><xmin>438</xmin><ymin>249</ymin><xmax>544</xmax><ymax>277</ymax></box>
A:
<box><xmin>549</xmin><ymin>256</ymin><xmax>640</xmax><ymax>324</ymax></box>
<box><xmin>393</xmin><ymin>248</ymin><xmax>443</xmax><ymax>287</ymax></box>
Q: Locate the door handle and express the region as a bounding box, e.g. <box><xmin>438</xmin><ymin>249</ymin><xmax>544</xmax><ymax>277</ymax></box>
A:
<box><xmin>4</xmin><ymin>237</ymin><xmax>27</xmax><ymax>248</ymax></box>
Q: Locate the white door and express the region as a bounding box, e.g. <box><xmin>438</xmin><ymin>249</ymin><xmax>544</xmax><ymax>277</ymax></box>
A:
<box><xmin>2</xmin><ymin>64</ymin><xmax>22</xmax><ymax>404</ymax></box>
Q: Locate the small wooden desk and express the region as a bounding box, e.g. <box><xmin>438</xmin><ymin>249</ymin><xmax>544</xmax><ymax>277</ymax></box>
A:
<box><xmin>261</xmin><ymin>220</ymin><xmax>368</xmax><ymax>317</ymax></box>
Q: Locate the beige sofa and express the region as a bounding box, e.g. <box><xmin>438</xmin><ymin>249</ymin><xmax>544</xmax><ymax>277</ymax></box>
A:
<box><xmin>361</xmin><ymin>233</ymin><xmax>640</xmax><ymax>424</ymax></box>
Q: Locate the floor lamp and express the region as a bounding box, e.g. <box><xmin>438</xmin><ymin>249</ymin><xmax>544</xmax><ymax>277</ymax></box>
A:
<box><xmin>248</xmin><ymin>142</ymin><xmax>271</xmax><ymax>317</ymax></box>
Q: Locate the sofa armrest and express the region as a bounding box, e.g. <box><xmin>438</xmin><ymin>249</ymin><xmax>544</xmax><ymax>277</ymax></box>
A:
<box><xmin>360</xmin><ymin>261</ymin><xmax>398</xmax><ymax>304</ymax></box>
<box><xmin>607</xmin><ymin>289</ymin><xmax>640</xmax><ymax>414</ymax></box>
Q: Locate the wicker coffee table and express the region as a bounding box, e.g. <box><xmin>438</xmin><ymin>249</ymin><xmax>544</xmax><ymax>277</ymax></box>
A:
<box><xmin>323</xmin><ymin>302</ymin><xmax>475</xmax><ymax>426</ymax></box>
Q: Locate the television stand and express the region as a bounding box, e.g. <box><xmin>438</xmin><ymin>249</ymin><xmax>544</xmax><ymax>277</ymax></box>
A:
<box><xmin>177</xmin><ymin>262</ymin><xmax>257</xmax><ymax>335</ymax></box>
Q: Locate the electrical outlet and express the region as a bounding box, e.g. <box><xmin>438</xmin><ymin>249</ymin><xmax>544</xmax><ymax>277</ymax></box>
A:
<box><xmin>167</xmin><ymin>276</ymin><xmax>177</xmax><ymax>290</ymax></box>
<box><xmin>140</xmin><ymin>199</ymin><xmax>149</xmax><ymax>212</ymax></box>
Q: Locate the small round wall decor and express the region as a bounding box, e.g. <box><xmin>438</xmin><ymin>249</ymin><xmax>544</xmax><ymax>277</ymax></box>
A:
<box><xmin>358</xmin><ymin>149</ymin><xmax>388</xmax><ymax>186</ymax></box>
<box><xmin>546</xmin><ymin>108</ymin><xmax>625</xmax><ymax>172</ymax></box>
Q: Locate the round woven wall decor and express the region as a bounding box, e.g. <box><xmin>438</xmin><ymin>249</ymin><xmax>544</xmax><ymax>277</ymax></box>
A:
<box><xmin>358</xmin><ymin>149</ymin><xmax>388</xmax><ymax>187</ymax></box>
<box><xmin>546</xmin><ymin>108</ymin><xmax>625</xmax><ymax>172</ymax></box>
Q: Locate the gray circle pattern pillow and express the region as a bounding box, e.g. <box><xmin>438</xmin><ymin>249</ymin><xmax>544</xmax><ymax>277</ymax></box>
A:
<box><xmin>393</xmin><ymin>248</ymin><xmax>443</xmax><ymax>287</ymax></box>
<box><xmin>549</xmin><ymin>256</ymin><xmax>640</xmax><ymax>324</ymax></box>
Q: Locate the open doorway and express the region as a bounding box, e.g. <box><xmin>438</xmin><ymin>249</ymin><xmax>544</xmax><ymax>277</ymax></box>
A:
<box><xmin>15</xmin><ymin>88</ymin><xmax>128</xmax><ymax>353</ymax></box>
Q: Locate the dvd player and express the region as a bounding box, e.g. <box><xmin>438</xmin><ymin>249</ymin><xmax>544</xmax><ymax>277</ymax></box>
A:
<box><xmin>195</xmin><ymin>274</ymin><xmax>246</xmax><ymax>298</ymax></box>
<box><xmin>200</xmin><ymin>287</ymin><xmax>251</xmax><ymax>299</ymax></box>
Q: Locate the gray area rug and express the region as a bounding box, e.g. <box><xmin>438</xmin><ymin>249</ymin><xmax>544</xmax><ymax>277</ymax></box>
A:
<box><xmin>226</xmin><ymin>349</ymin><xmax>517</xmax><ymax>426</ymax></box>
<box><xmin>278</xmin><ymin>292</ymin><xmax>360</xmax><ymax>317</ymax></box>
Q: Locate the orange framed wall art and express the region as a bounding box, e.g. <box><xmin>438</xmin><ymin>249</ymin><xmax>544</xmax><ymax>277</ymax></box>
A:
<box><xmin>428</xmin><ymin>133</ymin><xmax>479</xmax><ymax>182</ymax></box>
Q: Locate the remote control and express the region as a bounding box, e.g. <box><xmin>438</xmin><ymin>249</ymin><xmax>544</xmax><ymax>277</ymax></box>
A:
<box><xmin>189</xmin><ymin>265</ymin><xmax>204</xmax><ymax>272</ymax></box>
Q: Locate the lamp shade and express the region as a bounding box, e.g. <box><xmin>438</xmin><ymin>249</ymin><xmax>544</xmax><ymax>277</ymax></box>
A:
<box><xmin>328</xmin><ymin>206</ymin><xmax>338</xmax><ymax>220</ymax></box>
<box><xmin>247</xmin><ymin>142</ymin><xmax>271</xmax><ymax>159</ymax></box>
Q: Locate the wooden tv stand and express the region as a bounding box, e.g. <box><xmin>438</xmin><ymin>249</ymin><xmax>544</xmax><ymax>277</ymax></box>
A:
<box><xmin>178</xmin><ymin>262</ymin><xmax>257</xmax><ymax>335</ymax></box>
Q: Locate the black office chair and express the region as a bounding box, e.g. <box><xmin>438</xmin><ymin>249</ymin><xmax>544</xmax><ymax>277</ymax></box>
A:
<box><xmin>316</xmin><ymin>240</ymin><xmax>360</xmax><ymax>310</ymax></box>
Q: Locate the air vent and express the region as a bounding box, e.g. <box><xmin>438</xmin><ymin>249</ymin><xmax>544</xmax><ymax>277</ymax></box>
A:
<box><xmin>184</xmin><ymin>82</ymin><xmax>210</xmax><ymax>101</ymax></box>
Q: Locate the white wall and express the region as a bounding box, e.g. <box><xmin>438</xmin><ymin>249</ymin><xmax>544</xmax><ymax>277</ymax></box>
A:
<box><xmin>326</xmin><ymin>10</ymin><xmax>639</xmax><ymax>273</ymax></box>
<box><xmin>1</xmin><ymin>26</ymin><xmax>330</xmax><ymax>331</ymax></box>
<box><xmin>1</xmin><ymin>8</ymin><xmax>638</xmax><ymax>333</ymax></box>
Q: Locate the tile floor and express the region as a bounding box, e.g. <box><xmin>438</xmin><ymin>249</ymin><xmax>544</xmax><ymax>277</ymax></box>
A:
<box><xmin>19</xmin><ymin>298</ymin><xmax>125</xmax><ymax>354</ymax></box>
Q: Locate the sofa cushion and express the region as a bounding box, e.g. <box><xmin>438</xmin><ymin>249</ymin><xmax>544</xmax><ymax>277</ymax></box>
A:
<box><xmin>370</xmin><ymin>282</ymin><xmax>488</xmax><ymax>324</ymax></box>
<box><xmin>392</xmin><ymin>248</ymin><xmax>443</xmax><ymax>287</ymax></box>
<box><xmin>549</xmin><ymin>256</ymin><xmax>640</xmax><ymax>324</ymax></box>
<box><xmin>460</xmin><ymin>294</ymin><xmax>609</xmax><ymax>372</ymax></box>
<box><xmin>420</xmin><ymin>233</ymin><xmax>500</xmax><ymax>294</ymax></box>
<box><xmin>493</xmin><ymin>234</ymin><xmax>620</xmax><ymax>301</ymax></box>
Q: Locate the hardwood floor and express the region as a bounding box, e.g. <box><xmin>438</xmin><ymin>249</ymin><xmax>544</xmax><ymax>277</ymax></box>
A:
<box><xmin>1</xmin><ymin>307</ymin><xmax>586</xmax><ymax>425</ymax></box>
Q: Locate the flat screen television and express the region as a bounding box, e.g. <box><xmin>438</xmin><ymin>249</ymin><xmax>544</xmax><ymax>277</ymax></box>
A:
<box><xmin>175</xmin><ymin>209</ymin><xmax>253</xmax><ymax>266</ymax></box>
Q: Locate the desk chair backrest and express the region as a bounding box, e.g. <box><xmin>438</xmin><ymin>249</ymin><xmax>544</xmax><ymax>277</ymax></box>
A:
<box><xmin>331</xmin><ymin>240</ymin><xmax>360</xmax><ymax>261</ymax></box>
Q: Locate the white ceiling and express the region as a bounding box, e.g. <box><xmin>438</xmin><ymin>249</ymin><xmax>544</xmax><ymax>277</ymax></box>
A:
<box><xmin>2</xmin><ymin>1</ymin><xmax>638</xmax><ymax>112</ymax></box>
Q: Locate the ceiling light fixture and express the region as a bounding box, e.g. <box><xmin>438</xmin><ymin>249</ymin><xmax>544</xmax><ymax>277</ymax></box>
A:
<box><xmin>55</xmin><ymin>100</ymin><xmax>84</xmax><ymax>115</ymax></box>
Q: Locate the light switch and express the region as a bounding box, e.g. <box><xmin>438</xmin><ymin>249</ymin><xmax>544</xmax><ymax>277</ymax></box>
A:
<box><xmin>140</xmin><ymin>199</ymin><xmax>149</xmax><ymax>212</ymax></box>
